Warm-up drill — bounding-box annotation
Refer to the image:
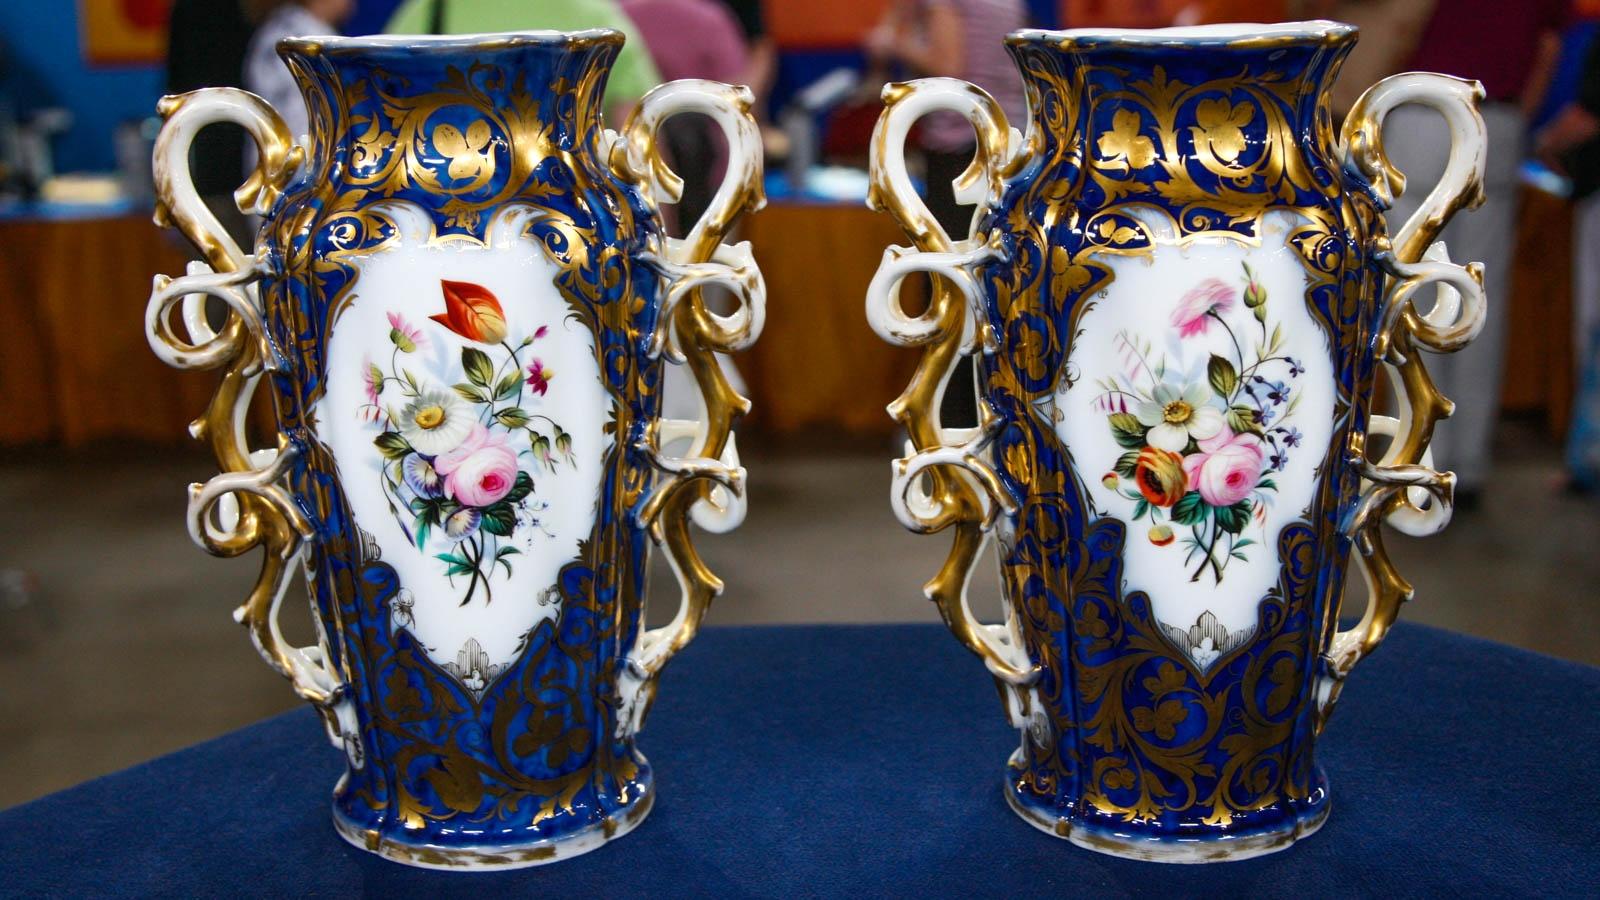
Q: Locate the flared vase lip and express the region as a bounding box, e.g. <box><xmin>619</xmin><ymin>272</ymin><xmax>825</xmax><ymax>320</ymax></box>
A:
<box><xmin>278</xmin><ymin>28</ymin><xmax>625</xmax><ymax>57</ymax></box>
<box><xmin>1008</xmin><ymin>19</ymin><xmax>1356</xmax><ymax>51</ymax></box>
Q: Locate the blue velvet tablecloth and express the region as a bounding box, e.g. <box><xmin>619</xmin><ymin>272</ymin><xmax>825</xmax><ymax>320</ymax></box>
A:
<box><xmin>4</xmin><ymin>622</ymin><xmax>1597</xmax><ymax>897</ymax></box>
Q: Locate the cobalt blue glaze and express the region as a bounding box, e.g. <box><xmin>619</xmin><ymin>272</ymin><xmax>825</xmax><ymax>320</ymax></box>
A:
<box><xmin>968</xmin><ymin>25</ymin><xmax>1390</xmax><ymax>856</ymax></box>
<box><xmin>256</xmin><ymin>33</ymin><xmax>666</xmax><ymax>865</ymax></box>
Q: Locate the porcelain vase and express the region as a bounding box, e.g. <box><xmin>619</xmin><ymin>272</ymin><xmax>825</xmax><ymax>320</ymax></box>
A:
<box><xmin>865</xmin><ymin>21</ymin><xmax>1487</xmax><ymax>861</ymax></box>
<box><xmin>145</xmin><ymin>30</ymin><xmax>765</xmax><ymax>869</ymax></box>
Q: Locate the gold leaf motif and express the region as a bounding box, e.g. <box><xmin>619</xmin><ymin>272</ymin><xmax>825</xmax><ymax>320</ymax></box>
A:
<box><xmin>1131</xmin><ymin>698</ymin><xmax>1188</xmax><ymax>741</ymax></box>
<box><xmin>1096</xmin><ymin>109</ymin><xmax>1156</xmax><ymax>170</ymax></box>
<box><xmin>1193</xmin><ymin>97</ymin><xmax>1253</xmax><ymax>163</ymax></box>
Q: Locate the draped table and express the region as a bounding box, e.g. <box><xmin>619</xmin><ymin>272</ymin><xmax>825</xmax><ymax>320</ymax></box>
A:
<box><xmin>3</xmin><ymin>622</ymin><xmax>1595</xmax><ymax>896</ymax></box>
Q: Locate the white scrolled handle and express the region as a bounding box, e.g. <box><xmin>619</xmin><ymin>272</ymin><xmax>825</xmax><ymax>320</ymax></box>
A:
<box><xmin>865</xmin><ymin>76</ymin><xmax>1037</xmax><ymax>696</ymax></box>
<box><xmin>150</xmin><ymin>87</ymin><xmax>358</xmax><ymax>761</ymax></box>
<box><xmin>642</xmin><ymin>237</ymin><xmax>766</xmax><ymax>361</ymax></box>
<box><xmin>1342</xmin><ymin>73</ymin><xmax>1487</xmax><ymax>260</ymax></box>
<box><xmin>610</xmin><ymin>79</ymin><xmax>766</xmax><ymax>741</ymax></box>
<box><xmin>865</xmin><ymin>238</ymin><xmax>1002</xmax><ymax>352</ymax></box>
<box><xmin>613</xmin><ymin>79</ymin><xmax>764</xmax><ymax>257</ymax></box>
<box><xmin>1321</xmin><ymin>73</ymin><xmax>1488</xmax><ymax>726</ymax></box>
<box><xmin>867</xmin><ymin>76</ymin><xmax>1018</xmax><ymax>249</ymax></box>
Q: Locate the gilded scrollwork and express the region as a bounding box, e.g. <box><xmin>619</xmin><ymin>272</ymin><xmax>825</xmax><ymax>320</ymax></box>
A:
<box><xmin>870</xmin><ymin>31</ymin><xmax>1414</xmax><ymax>840</ymax></box>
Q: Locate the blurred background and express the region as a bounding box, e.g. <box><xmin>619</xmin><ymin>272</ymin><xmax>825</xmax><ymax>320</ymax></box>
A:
<box><xmin>3</xmin><ymin>0</ymin><xmax>1600</xmax><ymax>810</ymax></box>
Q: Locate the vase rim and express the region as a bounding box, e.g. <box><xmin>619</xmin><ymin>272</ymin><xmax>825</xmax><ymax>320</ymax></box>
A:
<box><xmin>1009</xmin><ymin>19</ymin><xmax>1355</xmax><ymax>50</ymax></box>
<box><xmin>278</xmin><ymin>29</ymin><xmax>624</xmax><ymax>57</ymax></box>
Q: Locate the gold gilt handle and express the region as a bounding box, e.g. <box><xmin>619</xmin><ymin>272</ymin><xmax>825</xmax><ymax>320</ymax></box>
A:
<box><xmin>146</xmin><ymin>89</ymin><xmax>358</xmax><ymax>755</ymax></box>
<box><xmin>865</xmin><ymin>78</ymin><xmax>1038</xmax><ymax>700</ymax></box>
<box><xmin>1323</xmin><ymin>74</ymin><xmax>1488</xmax><ymax>724</ymax></box>
<box><xmin>610</xmin><ymin>80</ymin><xmax>766</xmax><ymax>739</ymax></box>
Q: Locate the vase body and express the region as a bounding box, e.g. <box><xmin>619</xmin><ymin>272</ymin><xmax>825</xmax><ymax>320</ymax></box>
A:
<box><xmin>147</xmin><ymin>32</ymin><xmax>764</xmax><ymax>869</ymax></box>
<box><xmin>867</xmin><ymin>22</ymin><xmax>1487</xmax><ymax>862</ymax></box>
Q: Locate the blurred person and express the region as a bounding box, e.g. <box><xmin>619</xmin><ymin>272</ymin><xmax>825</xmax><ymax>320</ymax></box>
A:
<box><xmin>384</xmin><ymin>0</ymin><xmax>662</xmax><ymax>121</ymax></box>
<box><xmin>620</xmin><ymin>0</ymin><xmax>749</xmax><ymax>230</ymax></box>
<box><xmin>617</xmin><ymin>0</ymin><xmax>753</xmax><ymax>428</ymax></box>
<box><xmin>719</xmin><ymin>0</ymin><xmax>776</xmax><ymax>121</ymax></box>
<box><xmin>1535</xmin><ymin>32</ymin><xmax>1600</xmax><ymax>488</ymax></box>
<box><xmin>244</xmin><ymin>0</ymin><xmax>356</xmax><ymax>144</ymax></box>
<box><xmin>165</xmin><ymin>0</ymin><xmax>256</xmax><ymax>247</ymax></box>
<box><xmin>1370</xmin><ymin>0</ymin><xmax>1568</xmax><ymax>507</ymax></box>
<box><xmin>865</xmin><ymin>0</ymin><xmax>1028</xmax><ymax>427</ymax></box>
<box><xmin>1311</xmin><ymin>0</ymin><xmax>1437</xmax><ymax>116</ymax></box>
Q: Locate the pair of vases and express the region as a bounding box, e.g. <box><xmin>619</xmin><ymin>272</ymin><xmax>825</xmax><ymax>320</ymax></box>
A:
<box><xmin>146</xmin><ymin>22</ymin><xmax>1487</xmax><ymax>867</ymax></box>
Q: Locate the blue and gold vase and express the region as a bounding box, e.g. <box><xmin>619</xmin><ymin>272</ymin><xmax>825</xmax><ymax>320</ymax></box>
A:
<box><xmin>867</xmin><ymin>21</ymin><xmax>1487</xmax><ymax>861</ymax></box>
<box><xmin>146</xmin><ymin>31</ymin><xmax>765</xmax><ymax>868</ymax></box>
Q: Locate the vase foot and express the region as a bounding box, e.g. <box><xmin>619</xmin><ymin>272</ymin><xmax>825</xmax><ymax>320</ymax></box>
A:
<box><xmin>331</xmin><ymin>783</ymin><xmax>655</xmax><ymax>871</ymax></box>
<box><xmin>1003</xmin><ymin>753</ymin><xmax>1329</xmax><ymax>863</ymax></box>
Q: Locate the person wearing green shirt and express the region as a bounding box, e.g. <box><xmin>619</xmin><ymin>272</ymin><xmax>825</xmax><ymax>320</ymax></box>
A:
<box><xmin>385</xmin><ymin>0</ymin><xmax>663</xmax><ymax>119</ymax></box>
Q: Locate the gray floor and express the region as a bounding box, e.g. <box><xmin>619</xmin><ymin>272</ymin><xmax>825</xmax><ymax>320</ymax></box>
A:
<box><xmin>1</xmin><ymin>420</ymin><xmax>1596</xmax><ymax>809</ymax></box>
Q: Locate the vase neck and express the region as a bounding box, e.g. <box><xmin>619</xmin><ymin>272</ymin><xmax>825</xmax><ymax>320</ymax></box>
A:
<box><xmin>278</xmin><ymin>31</ymin><xmax>621</xmax><ymax>163</ymax></box>
<box><xmin>1006</xmin><ymin>22</ymin><xmax>1356</xmax><ymax>168</ymax></box>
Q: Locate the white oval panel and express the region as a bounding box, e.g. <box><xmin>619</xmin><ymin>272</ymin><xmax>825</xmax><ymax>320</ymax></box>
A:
<box><xmin>314</xmin><ymin>204</ymin><xmax>610</xmax><ymax>694</ymax></box>
<box><xmin>1055</xmin><ymin>209</ymin><xmax>1335</xmax><ymax>668</ymax></box>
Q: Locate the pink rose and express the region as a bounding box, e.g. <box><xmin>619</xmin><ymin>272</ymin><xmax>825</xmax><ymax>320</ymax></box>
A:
<box><xmin>1181</xmin><ymin>429</ymin><xmax>1265</xmax><ymax>507</ymax></box>
<box><xmin>1171</xmin><ymin>278</ymin><xmax>1238</xmax><ymax>338</ymax></box>
<box><xmin>433</xmin><ymin>424</ymin><xmax>519</xmax><ymax>508</ymax></box>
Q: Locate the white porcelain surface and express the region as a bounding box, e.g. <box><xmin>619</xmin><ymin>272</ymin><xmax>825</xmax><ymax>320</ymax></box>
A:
<box><xmin>1055</xmin><ymin>209</ymin><xmax>1335</xmax><ymax>664</ymax></box>
<box><xmin>315</xmin><ymin>203</ymin><xmax>610</xmax><ymax>687</ymax></box>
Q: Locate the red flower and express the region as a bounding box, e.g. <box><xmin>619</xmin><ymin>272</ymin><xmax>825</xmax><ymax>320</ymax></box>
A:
<box><xmin>526</xmin><ymin>359</ymin><xmax>553</xmax><ymax>395</ymax></box>
<box><xmin>431</xmin><ymin>280</ymin><xmax>507</xmax><ymax>344</ymax></box>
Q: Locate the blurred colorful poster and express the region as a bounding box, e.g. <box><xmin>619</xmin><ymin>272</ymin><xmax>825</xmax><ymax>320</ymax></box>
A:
<box><xmin>80</xmin><ymin>0</ymin><xmax>172</xmax><ymax>66</ymax></box>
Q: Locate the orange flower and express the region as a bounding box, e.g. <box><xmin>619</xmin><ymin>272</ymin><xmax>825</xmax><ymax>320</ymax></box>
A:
<box><xmin>1134</xmin><ymin>446</ymin><xmax>1187</xmax><ymax>507</ymax></box>
<box><xmin>431</xmin><ymin>280</ymin><xmax>507</xmax><ymax>344</ymax></box>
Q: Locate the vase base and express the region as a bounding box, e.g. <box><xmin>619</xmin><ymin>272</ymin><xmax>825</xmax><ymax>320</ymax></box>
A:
<box><xmin>1003</xmin><ymin>755</ymin><xmax>1329</xmax><ymax>863</ymax></box>
<box><xmin>331</xmin><ymin>783</ymin><xmax>655</xmax><ymax>871</ymax></box>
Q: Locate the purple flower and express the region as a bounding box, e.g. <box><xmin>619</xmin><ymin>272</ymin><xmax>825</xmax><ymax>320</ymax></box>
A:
<box><xmin>1282</xmin><ymin>427</ymin><xmax>1303</xmax><ymax>448</ymax></box>
<box><xmin>1287</xmin><ymin>357</ymin><xmax>1304</xmax><ymax>378</ymax></box>
<box><xmin>403</xmin><ymin>453</ymin><xmax>444</xmax><ymax>498</ymax></box>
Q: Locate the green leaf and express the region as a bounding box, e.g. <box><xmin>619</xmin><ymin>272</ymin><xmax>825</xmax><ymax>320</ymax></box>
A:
<box><xmin>504</xmin><ymin>471</ymin><xmax>533</xmax><ymax>504</ymax></box>
<box><xmin>1171</xmin><ymin>492</ymin><xmax>1207</xmax><ymax>525</ymax></box>
<box><xmin>1232</xmin><ymin>538</ymin><xmax>1255</xmax><ymax>549</ymax></box>
<box><xmin>402</xmin><ymin>369</ymin><xmax>421</xmax><ymax>395</ymax></box>
<box><xmin>453</xmin><ymin>382</ymin><xmax>489</xmax><ymax>403</ymax></box>
<box><xmin>1207</xmin><ymin>354</ymin><xmax>1237</xmax><ymax>397</ymax></box>
<box><xmin>389</xmin><ymin>327</ymin><xmax>415</xmax><ymax>353</ymax></box>
<box><xmin>368</xmin><ymin>364</ymin><xmax>385</xmax><ymax>395</ymax></box>
<box><xmin>1226</xmin><ymin>405</ymin><xmax>1264</xmax><ymax>436</ymax></box>
<box><xmin>1214</xmin><ymin>499</ymin><xmax>1251</xmax><ymax>534</ymax></box>
<box><xmin>434</xmin><ymin>552</ymin><xmax>469</xmax><ymax>567</ymax></box>
<box><xmin>494</xmin><ymin>372</ymin><xmax>522</xmax><ymax>401</ymax></box>
<box><xmin>374</xmin><ymin>431</ymin><xmax>412</xmax><ymax>459</ymax></box>
<box><xmin>495</xmin><ymin>546</ymin><xmax>521</xmax><ymax>559</ymax></box>
<box><xmin>1113</xmin><ymin>450</ymin><xmax>1140</xmax><ymax>479</ymax></box>
<box><xmin>480</xmin><ymin>502</ymin><xmax>516</xmax><ymax>536</ymax></box>
<box><xmin>415</xmin><ymin>520</ymin><xmax>431</xmax><ymax>548</ymax></box>
<box><xmin>495</xmin><ymin>407</ymin><xmax>530</xmax><ymax>428</ymax></box>
<box><xmin>1257</xmin><ymin>478</ymin><xmax>1276</xmax><ymax>491</ymax></box>
<box><xmin>461</xmin><ymin>347</ymin><xmax>494</xmax><ymax>387</ymax></box>
<box><xmin>1132</xmin><ymin>498</ymin><xmax>1150</xmax><ymax>520</ymax></box>
<box><xmin>1109</xmin><ymin>412</ymin><xmax>1147</xmax><ymax>449</ymax></box>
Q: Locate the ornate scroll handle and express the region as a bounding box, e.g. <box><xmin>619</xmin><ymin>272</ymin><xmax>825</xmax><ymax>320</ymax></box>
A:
<box><xmin>610</xmin><ymin>80</ymin><xmax>765</xmax><ymax>738</ymax></box>
<box><xmin>866</xmin><ymin>78</ymin><xmax>1037</xmax><ymax>692</ymax></box>
<box><xmin>147</xmin><ymin>89</ymin><xmax>354</xmax><ymax>750</ymax></box>
<box><xmin>1321</xmin><ymin>74</ymin><xmax>1488</xmax><ymax>724</ymax></box>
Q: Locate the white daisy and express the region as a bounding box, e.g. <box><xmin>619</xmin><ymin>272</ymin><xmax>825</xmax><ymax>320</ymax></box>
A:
<box><xmin>1135</xmin><ymin>381</ymin><xmax>1224</xmax><ymax>452</ymax></box>
<box><xmin>398</xmin><ymin>390</ymin><xmax>473</xmax><ymax>456</ymax></box>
